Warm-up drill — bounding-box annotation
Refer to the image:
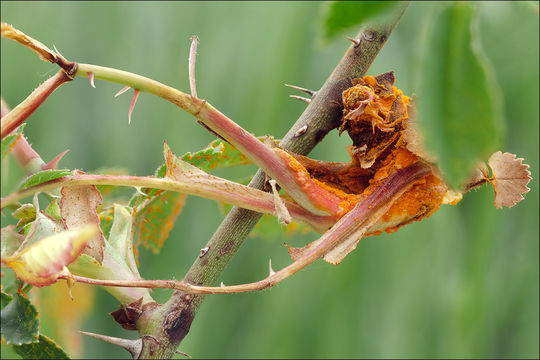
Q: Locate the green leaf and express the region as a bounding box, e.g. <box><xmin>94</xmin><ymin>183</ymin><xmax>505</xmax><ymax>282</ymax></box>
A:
<box><xmin>98</xmin><ymin>205</ymin><xmax>115</xmax><ymax>239</ymax></box>
<box><xmin>13</xmin><ymin>334</ymin><xmax>70</xmax><ymax>359</ymax></box>
<box><xmin>1</xmin><ymin>124</ymin><xmax>25</xmax><ymax>159</ymax></box>
<box><xmin>108</xmin><ymin>204</ymin><xmax>138</xmax><ymax>275</ymax></box>
<box><xmin>12</xmin><ymin>204</ymin><xmax>37</xmax><ymax>221</ymax></box>
<box><xmin>44</xmin><ymin>199</ymin><xmax>61</xmax><ymax>222</ymax></box>
<box><xmin>12</xmin><ymin>204</ymin><xmax>37</xmax><ymax>229</ymax></box>
<box><xmin>133</xmin><ymin>191</ymin><xmax>187</xmax><ymax>254</ymax></box>
<box><xmin>415</xmin><ymin>2</ymin><xmax>503</xmax><ymax>188</ymax></box>
<box><xmin>1</xmin><ymin>225</ymin><xmax>24</xmax><ymax>258</ymax></box>
<box><xmin>18</xmin><ymin>169</ymin><xmax>73</xmax><ymax>191</ymax></box>
<box><xmin>0</xmin><ymin>293</ymin><xmax>39</xmax><ymax>345</ymax></box>
<box><xmin>21</xmin><ymin>212</ymin><xmax>64</xmax><ymax>250</ymax></box>
<box><xmin>322</xmin><ymin>1</ymin><xmax>401</xmax><ymax>40</ymax></box>
<box><xmin>1</xmin><ymin>291</ymin><xmax>13</xmax><ymax>310</ymax></box>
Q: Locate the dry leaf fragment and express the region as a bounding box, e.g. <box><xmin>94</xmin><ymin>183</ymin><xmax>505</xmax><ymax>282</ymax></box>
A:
<box><xmin>60</xmin><ymin>174</ymin><xmax>106</xmax><ymax>264</ymax></box>
<box><xmin>487</xmin><ymin>151</ymin><xmax>532</xmax><ymax>209</ymax></box>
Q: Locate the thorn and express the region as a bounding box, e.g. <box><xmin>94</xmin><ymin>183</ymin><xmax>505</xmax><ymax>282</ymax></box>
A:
<box><xmin>290</xmin><ymin>95</ymin><xmax>311</xmax><ymax>104</ymax></box>
<box><xmin>345</xmin><ymin>35</ymin><xmax>360</xmax><ymax>46</ymax></box>
<box><xmin>134</xmin><ymin>187</ymin><xmax>145</xmax><ymax>196</ymax></box>
<box><xmin>268</xmin><ymin>259</ymin><xmax>276</xmax><ymax>276</ymax></box>
<box><xmin>80</xmin><ymin>331</ymin><xmax>142</xmax><ymax>359</ymax></box>
<box><xmin>294</xmin><ymin>125</ymin><xmax>308</xmax><ymax>138</ymax></box>
<box><xmin>53</xmin><ymin>45</ymin><xmax>67</xmax><ymax>61</ymax></box>
<box><xmin>189</xmin><ymin>35</ymin><xmax>199</xmax><ymax>98</ymax></box>
<box><xmin>199</xmin><ymin>246</ymin><xmax>209</xmax><ymax>258</ymax></box>
<box><xmin>88</xmin><ymin>72</ymin><xmax>96</xmax><ymax>88</ymax></box>
<box><xmin>128</xmin><ymin>89</ymin><xmax>140</xmax><ymax>125</ymax></box>
<box><xmin>284</xmin><ymin>84</ymin><xmax>316</xmax><ymax>97</ymax></box>
<box><xmin>220</xmin><ymin>282</ymin><xmax>225</xmax><ymax>287</ymax></box>
<box><xmin>176</xmin><ymin>349</ymin><xmax>192</xmax><ymax>358</ymax></box>
<box><xmin>42</xmin><ymin>149</ymin><xmax>70</xmax><ymax>170</ymax></box>
<box><xmin>115</xmin><ymin>86</ymin><xmax>131</xmax><ymax>97</ymax></box>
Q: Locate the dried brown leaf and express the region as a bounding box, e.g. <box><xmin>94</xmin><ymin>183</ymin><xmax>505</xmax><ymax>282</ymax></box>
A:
<box><xmin>1</xmin><ymin>22</ymin><xmax>58</xmax><ymax>64</ymax></box>
<box><xmin>60</xmin><ymin>174</ymin><xmax>106</xmax><ymax>264</ymax></box>
<box><xmin>487</xmin><ymin>151</ymin><xmax>532</xmax><ymax>209</ymax></box>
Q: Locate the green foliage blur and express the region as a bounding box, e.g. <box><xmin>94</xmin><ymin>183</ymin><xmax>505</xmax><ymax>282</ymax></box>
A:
<box><xmin>1</xmin><ymin>1</ymin><xmax>538</xmax><ymax>359</ymax></box>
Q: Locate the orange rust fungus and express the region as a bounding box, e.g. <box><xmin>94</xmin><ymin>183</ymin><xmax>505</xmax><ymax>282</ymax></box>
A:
<box><xmin>275</xmin><ymin>71</ymin><xmax>454</xmax><ymax>235</ymax></box>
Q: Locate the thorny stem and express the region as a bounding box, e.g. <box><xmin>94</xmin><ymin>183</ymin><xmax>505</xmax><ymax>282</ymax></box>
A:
<box><xmin>145</xmin><ymin>5</ymin><xmax>409</xmax><ymax>359</ymax></box>
<box><xmin>0</xmin><ymin>70</ymin><xmax>73</xmax><ymax>139</ymax></box>
<box><xmin>2</xmin><ymin>18</ymin><xmax>336</xmax><ymax>215</ymax></box>
<box><xmin>60</xmin><ymin>161</ymin><xmax>430</xmax><ymax>295</ymax></box>
<box><xmin>74</xmin><ymin>63</ymin><xmax>332</xmax><ymax>216</ymax></box>
<box><xmin>0</xmin><ymin>174</ymin><xmax>335</xmax><ymax>231</ymax></box>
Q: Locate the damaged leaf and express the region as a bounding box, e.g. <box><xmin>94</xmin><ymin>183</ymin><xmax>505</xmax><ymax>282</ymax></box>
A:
<box><xmin>182</xmin><ymin>137</ymin><xmax>253</xmax><ymax>172</ymax></box>
<box><xmin>12</xmin><ymin>203</ymin><xmax>37</xmax><ymax>229</ymax></box>
<box><xmin>60</xmin><ymin>179</ymin><xmax>106</xmax><ymax>264</ymax></box>
<box><xmin>1</xmin><ymin>124</ymin><xmax>25</xmax><ymax>158</ymax></box>
<box><xmin>488</xmin><ymin>151</ymin><xmax>532</xmax><ymax>209</ymax></box>
<box><xmin>13</xmin><ymin>334</ymin><xmax>70</xmax><ymax>359</ymax></box>
<box><xmin>133</xmin><ymin>190</ymin><xmax>186</xmax><ymax>254</ymax></box>
<box><xmin>0</xmin><ymin>292</ymin><xmax>39</xmax><ymax>345</ymax></box>
<box><xmin>2</xmin><ymin>225</ymin><xmax>98</xmax><ymax>287</ymax></box>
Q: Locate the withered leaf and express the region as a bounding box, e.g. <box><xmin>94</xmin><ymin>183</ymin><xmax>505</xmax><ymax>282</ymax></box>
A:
<box><xmin>487</xmin><ymin>151</ymin><xmax>532</xmax><ymax>209</ymax></box>
<box><xmin>60</xmin><ymin>174</ymin><xmax>106</xmax><ymax>264</ymax></box>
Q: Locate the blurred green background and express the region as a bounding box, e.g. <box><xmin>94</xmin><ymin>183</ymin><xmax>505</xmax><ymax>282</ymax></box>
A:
<box><xmin>1</xmin><ymin>1</ymin><xmax>538</xmax><ymax>359</ymax></box>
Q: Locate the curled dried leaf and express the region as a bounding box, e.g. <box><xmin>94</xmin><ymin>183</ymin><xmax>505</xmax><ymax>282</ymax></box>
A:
<box><xmin>487</xmin><ymin>151</ymin><xmax>532</xmax><ymax>209</ymax></box>
<box><xmin>269</xmin><ymin>179</ymin><xmax>292</xmax><ymax>225</ymax></box>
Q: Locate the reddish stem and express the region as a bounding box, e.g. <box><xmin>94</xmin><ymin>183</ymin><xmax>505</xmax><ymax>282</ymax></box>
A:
<box><xmin>1</xmin><ymin>70</ymin><xmax>73</xmax><ymax>139</ymax></box>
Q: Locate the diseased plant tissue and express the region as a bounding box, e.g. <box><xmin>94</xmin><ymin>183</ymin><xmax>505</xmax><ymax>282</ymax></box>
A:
<box><xmin>0</xmin><ymin>14</ymin><xmax>532</xmax><ymax>360</ymax></box>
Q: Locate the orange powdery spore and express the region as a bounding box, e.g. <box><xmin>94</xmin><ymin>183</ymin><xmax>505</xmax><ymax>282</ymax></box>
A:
<box><xmin>379</xmin><ymin>173</ymin><xmax>447</xmax><ymax>233</ymax></box>
<box><xmin>371</xmin><ymin>147</ymin><xmax>419</xmax><ymax>183</ymax></box>
<box><xmin>341</xmin><ymin>72</ymin><xmax>411</xmax><ymax>169</ymax></box>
